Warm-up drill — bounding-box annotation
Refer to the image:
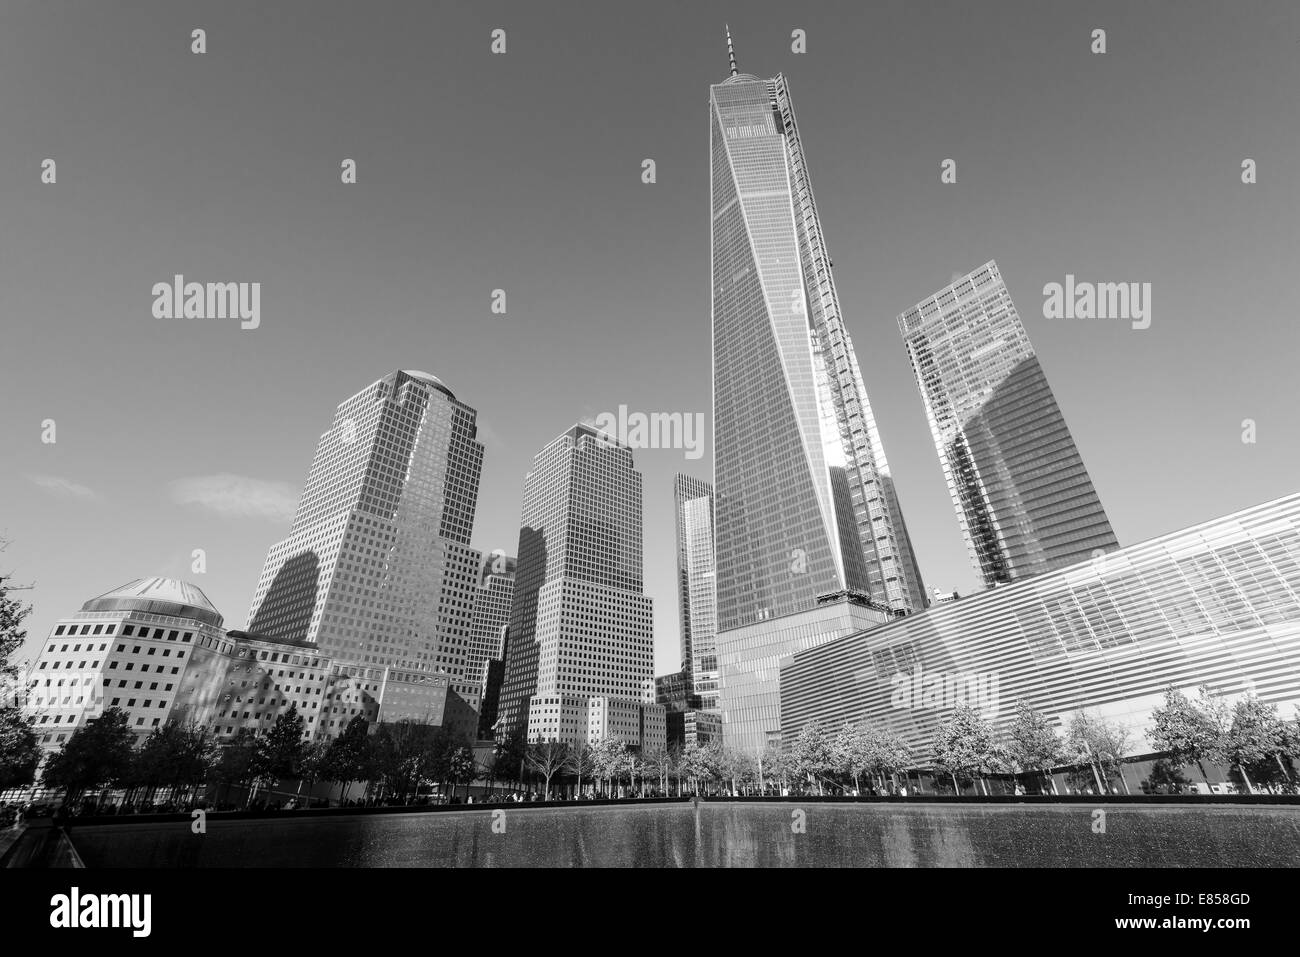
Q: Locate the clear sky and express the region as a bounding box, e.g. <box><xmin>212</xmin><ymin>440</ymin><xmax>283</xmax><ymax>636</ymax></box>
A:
<box><xmin>3</xmin><ymin>0</ymin><xmax>1298</xmax><ymax>677</ymax></box>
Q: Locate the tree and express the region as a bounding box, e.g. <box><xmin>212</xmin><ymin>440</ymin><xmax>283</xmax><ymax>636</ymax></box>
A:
<box><xmin>1223</xmin><ymin>694</ymin><xmax>1290</xmax><ymax>793</ymax></box>
<box><xmin>1006</xmin><ymin>700</ymin><xmax>1065</xmax><ymax>794</ymax></box>
<box><xmin>369</xmin><ymin>720</ymin><xmax>439</xmax><ymax>802</ymax></box>
<box><xmin>41</xmin><ymin>707</ymin><xmax>137</xmax><ymax>805</ymax></box>
<box><xmin>563</xmin><ymin>742</ymin><xmax>597</xmax><ymax>798</ymax></box>
<box><xmin>133</xmin><ymin>721</ymin><xmax>216</xmax><ymax>806</ymax></box>
<box><xmin>0</xmin><ymin>705</ymin><xmax>40</xmax><ymax>792</ymax></box>
<box><xmin>1067</xmin><ymin>710</ymin><xmax>1132</xmax><ymax>794</ymax></box>
<box><xmin>494</xmin><ymin>726</ymin><xmax>528</xmax><ymax>787</ymax></box>
<box><xmin>0</xmin><ymin>547</ymin><xmax>31</xmax><ymax>682</ymax></box>
<box><xmin>832</xmin><ymin>724</ymin><xmax>864</xmax><ymax>792</ymax></box>
<box><xmin>590</xmin><ymin>739</ymin><xmax>630</xmax><ymax>797</ymax></box>
<box><xmin>758</xmin><ymin>743</ymin><xmax>787</xmax><ymax>794</ymax></box>
<box><xmin>447</xmin><ymin>746</ymin><xmax>477</xmax><ymax>802</ymax></box>
<box><xmin>641</xmin><ymin>743</ymin><xmax>670</xmax><ymax>796</ymax></box>
<box><xmin>259</xmin><ymin>706</ymin><xmax>307</xmax><ymax>780</ymax></box>
<box><xmin>872</xmin><ymin>729</ymin><xmax>913</xmax><ymax>793</ymax></box>
<box><xmin>789</xmin><ymin>722</ymin><xmax>834</xmax><ymax>794</ymax></box>
<box><xmin>718</xmin><ymin>746</ymin><xmax>755</xmax><ymax>795</ymax></box>
<box><xmin>525</xmin><ymin>739</ymin><xmax>570</xmax><ymax>800</ymax></box>
<box><xmin>297</xmin><ymin>740</ymin><xmax>330</xmax><ymax>804</ymax></box>
<box><xmin>682</xmin><ymin>741</ymin><xmax>720</xmax><ymax>795</ymax></box>
<box><xmin>665</xmin><ymin>742</ymin><xmax>687</xmax><ymax>796</ymax></box>
<box><xmin>0</xmin><ymin>555</ymin><xmax>39</xmax><ymax>792</ymax></box>
<box><xmin>932</xmin><ymin>704</ymin><xmax>997</xmax><ymax>795</ymax></box>
<box><xmin>322</xmin><ymin>715</ymin><xmax>371</xmax><ymax>804</ymax></box>
<box><xmin>212</xmin><ymin>729</ymin><xmax>260</xmax><ymax>804</ymax></box>
<box><xmin>1147</xmin><ymin>686</ymin><xmax>1220</xmax><ymax>787</ymax></box>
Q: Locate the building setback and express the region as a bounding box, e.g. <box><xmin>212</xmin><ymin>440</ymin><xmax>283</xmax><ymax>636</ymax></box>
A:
<box><xmin>781</xmin><ymin>493</ymin><xmax>1300</xmax><ymax>761</ymax></box>
<box><xmin>899</xmin><ymin>261</ymin><xmax>1119</xmax><ymax>586</ymax></box>
<box><xmin>496</xmin><ymin>424</ymin><xmax>663</xmax><ymax>751</ymax></box>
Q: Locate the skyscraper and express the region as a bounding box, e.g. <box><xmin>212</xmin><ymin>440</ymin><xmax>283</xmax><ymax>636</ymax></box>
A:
<box><xmin>674</xmin><ymin>474</ymin><xmax>719</xmax><ymax>711</ymax></box>
<box><xmin>710</xmin><ymin>34</ymin><xmax>915</xmax><ymax>753</ymax></box>
<box><xmin>898</xmin><ymin>261</ymin><xmax>1119</xmax><ymax>586</ymax></box>
<box><xmin>469</xmin><ymin>552</ymin><xmax>517</xmax><ymax>667</ymax></box>
<box><xmin>496</xmin><ymin>424</ymin><xmax>660</xmax><ymax>748</ymax></box>
<box><xmin>469</xmin><ymin>552</ymin><xmax>516</xmax><ymax>738</ymax></box>
<box><xmin>245</xmin><ymin>370</ymin><xmax>488</xmax><ymax>713</ymax></box>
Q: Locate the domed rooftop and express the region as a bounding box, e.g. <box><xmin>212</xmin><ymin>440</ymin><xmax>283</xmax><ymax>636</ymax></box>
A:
<box><xmin>81</xmin><ymin>577</ymin><xmax>223</xmax><ymax>628</ymax></box>
<box><xmin>400</xmin><ymin>369</ymin><xmax>455</xmax><ymax>400</ymax></box>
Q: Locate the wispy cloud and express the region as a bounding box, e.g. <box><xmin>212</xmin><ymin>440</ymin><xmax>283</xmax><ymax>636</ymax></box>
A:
<box><xmin>476</xmin><ymin>417</ymin><xmax>505</xmax><ymax>451</ymax></box>
<box><xmin>28</xmin><ymin>474</ymin><xmax>100</xmax><ymax>500</ymax></box>
<box><xmin>169</xmin><ymin>473</ymin><xmax>299</xmax><ymax>522</ymax></box>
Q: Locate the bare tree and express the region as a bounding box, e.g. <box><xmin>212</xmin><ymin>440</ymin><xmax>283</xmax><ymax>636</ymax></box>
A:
<box><xmin>563</xmin><ymin>742</ymin><xmax>596</xmax><ymax>798</ymax></box>
<box><xmin>525</xmin><ymin>739</ymin><xmax>570</xmax><ymax>800</ymax></box>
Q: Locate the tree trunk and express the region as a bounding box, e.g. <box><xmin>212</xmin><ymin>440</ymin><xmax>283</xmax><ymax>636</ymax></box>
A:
<box><xmin>1238</xmin><ymin>764</ymin><xmax>1254</xmax><ymax>794</ymax></box>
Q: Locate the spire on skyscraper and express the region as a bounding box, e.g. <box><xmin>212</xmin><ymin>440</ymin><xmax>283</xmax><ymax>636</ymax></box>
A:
<box><xmin>725</xmin><ymin>24</ymin><xmax>738</xmax><ymax>76</ymax></box>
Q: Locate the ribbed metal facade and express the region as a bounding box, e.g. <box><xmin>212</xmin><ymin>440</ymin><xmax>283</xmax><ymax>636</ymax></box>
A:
<box><xmin>781</xmin><ymin>494</ymin><xmax>1300</xmax><ymax>759</ymax></box>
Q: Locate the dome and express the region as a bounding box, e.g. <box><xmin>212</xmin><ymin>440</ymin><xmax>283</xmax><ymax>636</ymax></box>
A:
<box><xmin>400</xmin><ymin>369</ymin><xmax>455</xmax><ymax>400</ymax></box>
<box><xmin>80</xmin><ymin>577</ymin><xmax>223</xmax><ymax>628</ymax></box>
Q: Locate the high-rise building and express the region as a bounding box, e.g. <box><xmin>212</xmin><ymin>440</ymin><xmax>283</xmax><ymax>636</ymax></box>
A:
<box><xmin>246</xmin><ymin>370</ymin><xmax>487</xmax><ymax>714</ymax></box>
<box><xmin>496</xmin><ymin>424</ymin><xmax>661</xmax><ymax>748</ymax></box>
<box><xmin>710</xmin><ymin>35</ymin><xmax>924</xmax><ymax>625</ymax></box>
<box><xmin>469</xmin><ymin>552</ymin><xmax>516</xmax><ymax>667</ymax></box>
<box><xmin>709</xmin><ymin>34</ymin><xmax>916</xmax><ymax>753</ymax></box>
<box><xmin>468</xmin><ymin>552</ymin><xmax>516</xmax><ymax>738</ymax></box>
<box><xmin>899</xmin><ymin>261</ymin><xmax>1119</xmax><ymax>586</ymax></box>
<box><xmin>674</xmin><ymin>474</ymin><xmax>719</xmax><ymax>710</ymax></box>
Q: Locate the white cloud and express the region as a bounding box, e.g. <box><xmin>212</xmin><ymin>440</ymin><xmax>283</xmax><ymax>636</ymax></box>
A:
<box><xmin>476</xmin><ymin>418</ymin><xmax>505</xmax><ymax>450</ymax></box>
<box><xmin>169</xmin><ymin>473</ymin><xmax>299</xmax><ymax>522</ymax></box>
<box><xmin>28</xmin><ymin>474</ymin><xmax>99</xmax><ymax>500</ymax></box>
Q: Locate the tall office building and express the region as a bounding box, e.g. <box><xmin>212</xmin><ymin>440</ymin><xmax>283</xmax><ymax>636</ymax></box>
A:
<box><xmin>710</xmin><ymin>34</ymin><xmax>917</xmax><ymax>753</ymax></box>
<box><xmin>468</xmin><ymin>552</ymin><xmax>516</xmax><ymax>737</ymax></box>
<box><xmin>469</xmin><ymin>553</ymin><xmax>516</xmax><ymax>666</ymax></box>
<box><xmin>496</xmin><ymin>424</ymin><xmax>661</xmax><ymax>748</ymax></box>
<box><xmin>246</xmin><ymin>370</ymin><xmax>487</xmax><ymax>713</ymax></box>
<box><xmin>710</xmin><ymin>34</ymin><xmax>924</xmax><ymax>624</ymax></box>
<box><xmin>674</xmin><ymin>474</ymin><xmax>719</xmax><ymax>710</ymax></box>
<box><xmin>899</xmin><ymin>261</ymin><xmax>1119</xmax><ymax>587</ymax></box>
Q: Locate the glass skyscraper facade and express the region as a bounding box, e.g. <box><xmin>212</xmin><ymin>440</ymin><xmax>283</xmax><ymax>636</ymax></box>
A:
<box><xmin>710</xmin><ymin>45</ymin><xmax>923</xmax><ymax>754</ymax></box>
<box><xmin>899</xmin><ymin>261</ymin><xmax>1119</xmax><ymax>587</ymax></box>
<box><xmin>782</xmin><ymin>493</ymin><xmax>1300</xmax><ymax>760</ymax></box>
<box><xmin>496</xmin><ymin>425</ymin><xmax>659</xmax><ymax>747</ymax></box>
<box><xmin>246</xmin><ymin>370</ymin><xmax>488</xmax><ymax>711</ymax></box>
<box><xmin>710</xmin><ymin>65</ymin><xmax>925</xmax><ymax>626</ymax></box>
<box><xmin>674</xmin><ymin>474</ymin><xmax>718</xmax><ymax>710</ymax></box>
